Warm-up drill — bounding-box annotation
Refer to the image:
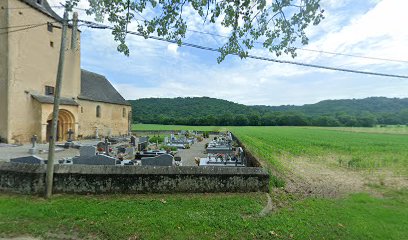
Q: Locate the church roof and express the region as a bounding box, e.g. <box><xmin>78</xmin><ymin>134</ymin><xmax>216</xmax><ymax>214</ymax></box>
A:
<box><xmin>19</xmin><ymin>0</ymin><xmax>63</xmax><ymax>22</ymax></box>
<box><xmin>79</xmin><ymin>69</ymin><xmax>130</xmax><ymax>106</ymax></box>
<box><xmin>31</xmin><ymin>94</ymin><xmax>79</xmax><ymax>106</ymax></box>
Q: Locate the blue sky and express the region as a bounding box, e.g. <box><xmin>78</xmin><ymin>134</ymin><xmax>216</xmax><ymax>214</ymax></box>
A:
<box><xmin>50</xmin><ymin>0</ymin><xmax>408</xmax><ymax>106</ymax></box>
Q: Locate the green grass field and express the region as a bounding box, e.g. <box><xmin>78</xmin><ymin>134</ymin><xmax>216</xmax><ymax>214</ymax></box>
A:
<box><xmin>230</xmin><ymin>126</ymin><xmax>408</xmax><ymax>173</ymax></box>
<box><xmin>312</xmin><ymin>125</ymin><xmax>408</xmax><ymax>135</ymax></box>
<box><xmin>1</xmin><ymin>125</ymin><xmax>407</xmax><ymax>239</ymax></box>
<box><xmin>1</xmin><ymin>191</ymin><xmax>407</xmax><ymax>240</ymax></box>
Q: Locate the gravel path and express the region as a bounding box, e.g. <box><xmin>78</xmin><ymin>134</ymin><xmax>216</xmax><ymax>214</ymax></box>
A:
<box><xmin>175</xmin><ymin>136</ymin><xmax>213</xmax><ymax>166</ymax></box>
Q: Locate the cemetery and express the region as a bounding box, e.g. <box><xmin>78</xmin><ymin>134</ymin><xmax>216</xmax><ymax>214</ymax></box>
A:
<box><xmin>0</xmin><ymin>130</ymin><xmax>269</xmax><ymax>194</ymax></box>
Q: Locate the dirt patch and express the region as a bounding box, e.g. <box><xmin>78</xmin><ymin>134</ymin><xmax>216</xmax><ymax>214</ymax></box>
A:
<box><xmin>280</xmin><ymin>156</ymin><xmax>408</xmax><ymax>198</ymax></box>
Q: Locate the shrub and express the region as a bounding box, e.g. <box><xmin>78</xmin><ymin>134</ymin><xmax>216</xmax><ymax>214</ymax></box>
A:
<box><xmin>149</xmin><ymin>135</ymin><xmax>164</xmax><ymax>144</ymax></box>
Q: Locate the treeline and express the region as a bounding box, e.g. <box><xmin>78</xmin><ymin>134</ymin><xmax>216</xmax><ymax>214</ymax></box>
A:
<box><xmin>129</xmin><ymin>97</ymin><xmax>408</xmax><ymax>127</ymax></box>
<box><xmin>134</xmin><ymin>111</ymin><xmax>408</xmax><ymax>127</ymax></box>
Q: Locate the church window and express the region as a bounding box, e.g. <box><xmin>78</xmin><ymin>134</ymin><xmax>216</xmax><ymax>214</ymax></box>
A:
<box><xmin>96</xmin><ymin>105</ymin><xmax>101</xmax><ymax>118</ymax></box>
<box><xmin>45</xmin><ymin>85</ymin><xmax>54</xmax><ymax>95</ymax></box>
<box><xmin>47</xmin><ymin>22</ymin><xmax>53</xmax><ymax>32</ymax></box>
<box><xmin>36</xmin><ymin>0</ymin><xmax>42</xmax><ymax>5</ymax></box>
<box><xmin>123</xmin><ymin>108</ymin><xmax>126</xmax><ymax>118</ymax></box>
<box><xmin>50</xmin><ymin>41</ymin><xmax>54</xmax><ymax>47</ymax></box>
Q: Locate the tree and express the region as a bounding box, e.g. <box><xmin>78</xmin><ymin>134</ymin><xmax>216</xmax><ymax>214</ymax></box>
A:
<box><xmin>356</xmin><ymin>112</ymin><xmax>377</xmax><ymax>127</ymax></box>
<box><xmin>66</xmin><ymin>0</ymin><xmax>324</xmax><ymax>62</ymax></box>
<box><xmin>313</xmin><ymin>116</ymin><xmax>340</xmax><ymax>127</ymax></box>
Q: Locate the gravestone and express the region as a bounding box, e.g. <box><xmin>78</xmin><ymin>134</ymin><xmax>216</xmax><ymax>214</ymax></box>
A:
<box><xmin>96</xmin><ymin>141</ymin><xmax>105</xmax><ymax>151</ymax></box>
<box><xmin>164</xmin><ymin>136</ymin><xmax>168</xmax><ymax>144</ymax></box>
<box><xmin>28</xmin><ymin>135</ymin><xmax>38</xmax><ymax>155</ymax></box>
<box><xmin>11</xmin><ymin>155</ymin><xmax>46</xmax><ymax>164</ymax></box>
<box><xmin>72</xmin><ymin>154</ymin><xmax>116</xmax><ymax>165</ymax></box>
<box><xmin>95</xmin><ymin>127</ymin><xmax>99</xmax><ymax>139</ymax></box>
<box><xmin>67</xmin><ymin>129</ymin><xmax>74</xmax><ymax>142</ymax></box>
<box><xmin>80</xmin><ymin>146</ymin><xmax>97</xmax><ymax>157</ymax></box>
<box><xmin>125</xmin><ymin>147</ymin><xmax>135</xmax><ymax>157</ymax></box>
<box><xmin>130</xmin><ymin>135</ymin><xmax>136</xmax><ymax>146</ymax></box>
<box><xmin>139</xmin><ymin>136</ymin><xmax>149</xmax><ymax>143</ymax></box>
<box><xmin>141</xmin><ymin>154</ymin><xmax>173</xmax><ymax>166</ymax></box>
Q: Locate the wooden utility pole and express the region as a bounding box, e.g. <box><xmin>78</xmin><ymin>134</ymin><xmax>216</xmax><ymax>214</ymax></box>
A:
<box><xmin>45</xmin><ymin>11</ymin><xmax>69</xmax><ymax>198</ymax></box>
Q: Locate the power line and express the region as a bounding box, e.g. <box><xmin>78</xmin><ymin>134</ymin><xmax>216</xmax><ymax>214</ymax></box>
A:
<box><xmin>85</xmin><ymin>7</ymin><xmax>407</xmax><ymax>64</ymax></box>
<box><xmin>187</xmin><ymin>29</ymin><xmax>408</xmax><ymax>64</ymax></box>
<box><xmin>0</xmin><ymin>5</ymin><xmax>63</xmax><ymax>10</ymax></box>
<box><xmin>13</xmin><ymin>4</ymin><xmax>402</xmax><ymax>64</ymax></box>
<box><xmin>6</xmin><ymin>4</ymin><xmax>405</xmax><ymax>64</ymax></box>
<box><xmin>0</xmin><ymin>22</ymin><xmax>52</xmax><ymax>30</ymax></box>
<box><xmin>78</xmin><ymin>20</ymin><xmax>408</xmax><ymax>79</ymax></box>
<box><xmin>0</xmin><ymin>22</ymin><xmax>52</xmax><ymax>35</ymax></box>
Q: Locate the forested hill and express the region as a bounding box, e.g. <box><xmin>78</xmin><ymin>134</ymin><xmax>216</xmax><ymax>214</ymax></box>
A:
<box><xmin>129</xmin><ymin>97</ymin><xmax>408</xmax><ymax>127</ymax></box>
<box><xmin>254</xmin><ymin>97</ymin><xmax>408</xmax><ymax>115</ymax></box>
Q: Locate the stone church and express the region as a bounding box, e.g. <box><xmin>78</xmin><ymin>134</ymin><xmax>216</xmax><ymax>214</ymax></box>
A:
<box><xmin>0</xmin><ymin>0</ymin><xmax>132</xmax><ymax>144</ymax></box>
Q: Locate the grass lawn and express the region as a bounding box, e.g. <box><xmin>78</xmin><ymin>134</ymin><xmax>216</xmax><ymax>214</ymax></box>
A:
<box><xmin>1</xmin><ymin>125</ymin><xmax>408</xmax><ymax>239</ymax></box>
<box><xmin>1</xmin><ymin>191</ymin><xmax>407</xmax><ymax>240</ymax></box>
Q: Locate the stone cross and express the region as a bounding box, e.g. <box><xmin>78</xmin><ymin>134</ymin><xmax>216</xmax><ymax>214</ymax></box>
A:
<box><xmin>67</xmin><ymin>129</ymin><xmax>74</xmax><ymax>142</ymax></box>
<box><xmin>104</xmin><ymin>138</ymin><xmax>110</xmax><ymax>156</ymax></box>
<box><xmin>31</xmin><ymin>135</ymin><xmax>37</xmax><ymax>148</ymax></box>
<box><xmin>28</xmin><ymin>135</ymin><xmax>38</xmax><ymax>155</ymax></box>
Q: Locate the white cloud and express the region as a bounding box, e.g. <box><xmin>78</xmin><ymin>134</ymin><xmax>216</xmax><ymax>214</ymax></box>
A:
<box><xmin>47</xmin><ymin>0</ymin><xmax>408</xmax><ymax>106</ymax></box>
<box><xmin>167</xmin><ymin>44</ymin><xmax>179</xmax><ymax>55</ymax></box>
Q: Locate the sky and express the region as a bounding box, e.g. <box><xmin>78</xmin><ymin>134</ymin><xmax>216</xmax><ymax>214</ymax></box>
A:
<box><xmin>48</xmin><ymin>0</ymin><xmax>408</xmax><ymax>106</ymax></box>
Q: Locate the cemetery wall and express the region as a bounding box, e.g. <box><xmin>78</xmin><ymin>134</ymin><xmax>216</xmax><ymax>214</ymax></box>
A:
<box><xmin>231</xmin><ymin>133</ymin><xmax>262</xmax><ymax>167</ymax></box>
<box><xmin>0</xmin><ymin>0</ymin><xmax>9</xmax><ymax>142</ymax></box>
<box><xmin>77</xmin><ymin>100</ymin><xmax>131</xmax><ymax>138</ymax></box>
<box><xmin>0</xmin><ymin>163</ymin><xmax>269</xmax><ymax>194</ymax></box>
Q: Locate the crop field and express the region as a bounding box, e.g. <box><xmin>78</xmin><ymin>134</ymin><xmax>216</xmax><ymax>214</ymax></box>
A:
<box><xmin>1</xmin><ymin>125</ymin><xmax>407</xmax><ymax>239</ymax></box>
<box><xmin>312</xmin><ymin>125</ymin><xmax>408</xmax><ymax>135</ymax></box>
<box><xmin>230</xmin><ymin>126</ymin><xmax>408</xmax><ymax>173</ymax></box>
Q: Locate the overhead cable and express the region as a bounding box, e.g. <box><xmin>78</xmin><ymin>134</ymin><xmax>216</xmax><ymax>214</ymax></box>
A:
<box><xmin>78</xmin><ymin>19</ymin><xmax>408</xmax><ymax>79</ymax></box>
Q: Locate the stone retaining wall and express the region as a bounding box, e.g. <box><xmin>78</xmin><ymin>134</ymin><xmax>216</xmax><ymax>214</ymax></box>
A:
<box><xmin>0</xmin><ymin>163</ymin><xmax>269</xmax><ymax>194</ymax></box>
<box><xmin>231</xmin><ymin>133</ymin><xmax>262</xmax><ymax>167</ymax></box>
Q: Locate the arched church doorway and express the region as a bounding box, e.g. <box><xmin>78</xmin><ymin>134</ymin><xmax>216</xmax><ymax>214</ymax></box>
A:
<box><xmin>46</xmin><ymin>109</ymin><xmax>75</xmax><ymax>142</ymax></box>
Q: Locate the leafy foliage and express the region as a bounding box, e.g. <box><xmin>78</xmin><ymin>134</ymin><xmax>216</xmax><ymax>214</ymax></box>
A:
<box><xmin>66</xmin><ymin>0</ymin><xmax>324</xmax><ymax>61</ymax></box>
<box><xmin>130</xmin><ymin>97</ymin><xmax>408</xmax><ymax>127</ymax></box>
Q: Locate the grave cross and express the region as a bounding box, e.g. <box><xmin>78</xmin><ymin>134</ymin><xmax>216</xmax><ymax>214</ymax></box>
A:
<box><xmin>104</xmin><ymin>138</ymin><xmax>110</xmax><ymax>156</ymax></box>
<box><xmin>31</xmin><ymin>135</ymin><xmax>37</xmax><ymax>148</ymax></box>
<box><xmin>130</xmin><ymin>135</ymin><xmax>136</xmax><ymax>146</ymax></box>
<box><xmin>28</xmin><ymin>135</ymin><xmax>38</xmax><ymax>155</ymax></box>
<box><xmin>67</xmin><ymin>129</ymin><xmax>74</xmax><ymax>142</ymax></box>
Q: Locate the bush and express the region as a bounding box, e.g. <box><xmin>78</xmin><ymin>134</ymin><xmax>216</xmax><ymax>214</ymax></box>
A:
<box><xmin>149</xmin><ymin>136</ymin><xmax>164</xmax><ymax>144</ymax></box>
<box><xmin>162</xmin><ymin>146</ymin><xmax>178</xmax><ymax>152</ymax></box>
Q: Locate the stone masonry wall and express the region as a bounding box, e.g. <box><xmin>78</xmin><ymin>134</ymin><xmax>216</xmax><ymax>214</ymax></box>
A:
<box><xmin>0</xmin><ymin>163</ymin><xmax>269</xmax><ymax>194</ymax></box>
